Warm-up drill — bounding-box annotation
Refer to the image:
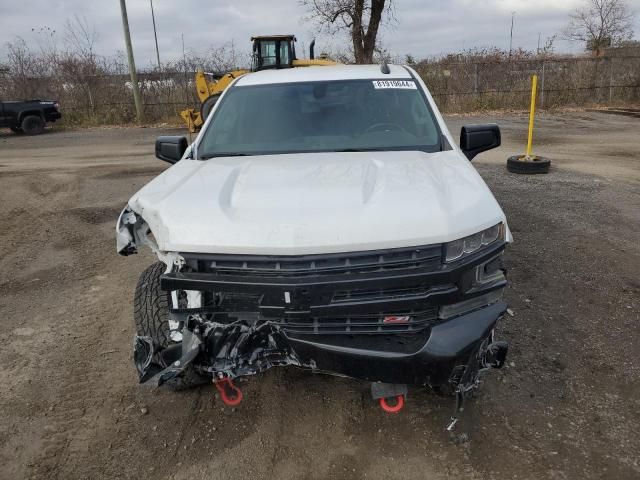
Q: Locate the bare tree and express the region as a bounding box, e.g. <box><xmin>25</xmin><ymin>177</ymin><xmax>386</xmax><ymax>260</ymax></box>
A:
<box><xmin>564</xmin><ymin>0</ymin><xmax>635</xmax><ymax>52</ymax></box>
<box><xmin>301</xmin><ymin>0</ymin><xmax>393</xmax><ymax>64</ymax></box>
<box><xmin>64</xmin><ymin>15</ymin><xmax>98</xmax><ymax>61</ymax></box>
<box><xmin>60</xmin><ymin>15</ymin><xmax>102</xmax><ymax>113</ymax></box>
<box><xmin>4</xmin><ymin>37</ymin><xmax>51</xmax><ymax>98</ymax></box>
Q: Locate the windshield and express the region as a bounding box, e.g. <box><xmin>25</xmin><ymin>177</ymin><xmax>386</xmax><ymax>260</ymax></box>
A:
<box><xmin>198</xmin><ymin>79</ymin><xmax>442</xmax><ymax>158</ymax></box>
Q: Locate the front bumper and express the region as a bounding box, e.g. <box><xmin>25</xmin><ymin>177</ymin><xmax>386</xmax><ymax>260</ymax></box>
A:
<box><xmin>137</xmin><ymin>300</ymin><xmax>506</xmax><ymax>390</ymax></box>
<box><xmin>45</xmin><ymin>110</ymin><xmax>62</xmax><ymax>122</ymax></box>
<box><xmin>141</xmin><ymin>241</ymin><xmax>508</xmax><ymax>389</ymax></box>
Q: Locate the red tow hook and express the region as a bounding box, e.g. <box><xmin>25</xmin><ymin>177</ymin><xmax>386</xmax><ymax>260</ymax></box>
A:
<box><xmin>379</xmin><ymin>395</ymin><xmax>405</xmax><ymax>414</ymax></box>
<box><xmin>214</xmin><ymin>377</ymin><xmax>243</xmax><ymax>406</ymax></box>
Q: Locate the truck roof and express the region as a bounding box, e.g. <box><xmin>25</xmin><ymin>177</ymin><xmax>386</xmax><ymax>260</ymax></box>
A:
<box><xmin>235</xmin><ymin>64</ymin><xmax>412</xmax><ymax>86</ymax></box>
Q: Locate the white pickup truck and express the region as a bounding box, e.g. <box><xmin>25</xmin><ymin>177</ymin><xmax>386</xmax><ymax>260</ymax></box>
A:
<box><xmin>117</xmin><ymin>64</ymin><xmax>511</xmax><ymax>415</ymax></box>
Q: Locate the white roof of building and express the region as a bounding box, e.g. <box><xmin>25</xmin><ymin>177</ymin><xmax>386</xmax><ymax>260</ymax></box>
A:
<box><xmin>235</xmin><ymin>64</ymin><xmax>411</xmax><ymax>86</ymax></box>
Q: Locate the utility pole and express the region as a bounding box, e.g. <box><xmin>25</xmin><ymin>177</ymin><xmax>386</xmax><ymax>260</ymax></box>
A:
<box><xmin>150</xmin><ymin>0</ymin><xmax>161</xmax><ymax>70</ymax></box>
<box><xmin>537</xmin><ymin>32</ymin><xmax>541</xmax><ymax>54</ymax></box>
<box><xmin>182</xmin><ymin>33</ymin><xmax>192</xmax><ymax>142</ymax></box>
<box><xmin>119</xmin><ymin>0</ymin><xmax>143</xmax><ymax>122</ymax></box>
<box><xmin>509</xmin><ymin>11</ymin><xmax>516</xmax><ymax>58</ymax></box>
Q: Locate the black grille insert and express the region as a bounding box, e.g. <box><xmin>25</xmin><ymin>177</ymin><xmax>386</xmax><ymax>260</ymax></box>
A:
<box><xmin>332</xmin><ymin>285</ymin><xmax>435</xmax><ymax>303</ymax></box>
<box><xmin>279</xmin><ymin>307</ymin><xmax>438</xmax><ymax>334</ymax></box>
<box><xmin>183</xmin><ymin>244</ymin><xmax>442</xmax><ymax>277</ymax></box>
<box><xmin>184</xmin><ymin>307</ymin><xmax>439</xmax><ymax>335</ymax></box>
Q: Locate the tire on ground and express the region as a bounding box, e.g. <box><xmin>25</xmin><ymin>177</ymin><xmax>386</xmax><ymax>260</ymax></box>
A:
<box><xmin>506</xmin><ymin>155</ymin><xmax>551</xmax><ymax>174</ymax></box>
<box><xmin>134</xmin><ymin>262</ymin><xmax>209</xmax><ymax>390</ymax></box>
<box><xmin>21</xmin><ymin>115</ymin><xmax>45</xmax><ymax>135</ymax></box>
<box><xmin>10</xmin><ymin>126</ymin><xmax>24</xmax><ymax>134</ymax></box>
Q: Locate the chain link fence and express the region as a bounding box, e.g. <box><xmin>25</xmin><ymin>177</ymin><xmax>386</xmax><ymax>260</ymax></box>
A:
<box><xmin>1</xmin><ymin>56</ymin><xmax>639</xmax><ymax>125</ymax></box>
<box><xmin>415</xmin><ymin>55</ymin><xmax>640</xmax><ymax>113</ymax></box>
<box><xmin>0</xmin><ymin>70</ymin><xmax>202</xmax><ymax>125</ymax></box>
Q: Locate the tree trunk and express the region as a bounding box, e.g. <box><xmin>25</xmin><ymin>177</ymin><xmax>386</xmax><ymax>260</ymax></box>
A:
<box><xmin>351</xmin><ymin>0</ymin><xmax>386</xmax><ymax>64</ymax></box>
<box><xmin>362</xmin><ymin>0</ymin><xmax>385</xmax><ymax>63</ymax></box>
<box><xmin>352</xmin><ymin>0</ymin><xmax>366</xmax><ymax>63</ymax></box>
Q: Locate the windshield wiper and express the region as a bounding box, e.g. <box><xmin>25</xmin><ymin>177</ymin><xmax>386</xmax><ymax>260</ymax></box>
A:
<box><xmin>199</xmin><ymin>152</ymin><xmax>251</xmax><ymax>159</ymax></box>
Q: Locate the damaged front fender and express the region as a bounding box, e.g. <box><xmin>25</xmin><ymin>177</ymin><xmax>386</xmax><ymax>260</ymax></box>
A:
<box><xmin>116</xmin><ymin>206</ymin><xmax>139</xmax><ymax>255</ymax></box>
<box><xmin>116</xmin><ymin>206</ymin><xmax>184</xmax><ymax>269</ymax></box>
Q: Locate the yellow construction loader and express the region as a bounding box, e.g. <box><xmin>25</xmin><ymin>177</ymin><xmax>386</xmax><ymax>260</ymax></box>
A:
<box><xmin>180</xmin><ymin>35</ymin><xmax>335</xmax><ymax>132</ymax></box>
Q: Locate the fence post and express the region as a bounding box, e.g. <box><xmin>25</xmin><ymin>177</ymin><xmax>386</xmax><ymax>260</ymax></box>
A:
<box><xmin>474</xmin><ymin>63</ymin><xmax>478</xmax><ymax>95</ymax></box>
<box><xmin>609</xmin><ymin>57</ymin><xmax>614</xmax><ymax>104</ymax></box>
<box><xmin>540</xmin><ymin>60</ymin><xmax>545</xmax><ymax>109</ymax></box>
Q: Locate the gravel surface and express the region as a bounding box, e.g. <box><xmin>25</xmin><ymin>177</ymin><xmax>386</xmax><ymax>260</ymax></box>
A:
<box><xmin>0</xmin><ymin>111</ymin><xmax>638</xmax><ymax>479</ymax></box>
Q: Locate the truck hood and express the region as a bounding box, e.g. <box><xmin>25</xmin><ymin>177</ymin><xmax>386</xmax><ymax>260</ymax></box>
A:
<box><xmin>129</xmin><ymin>150</ymin><xmax>508</xmax><ymax>255</ymax></box>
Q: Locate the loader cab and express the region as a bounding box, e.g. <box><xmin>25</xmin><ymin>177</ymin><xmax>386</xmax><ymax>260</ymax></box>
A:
<box><xmin>251</xmin><ymin>35</ymin><xmax>297</xmax><ymax>71</ymax></box>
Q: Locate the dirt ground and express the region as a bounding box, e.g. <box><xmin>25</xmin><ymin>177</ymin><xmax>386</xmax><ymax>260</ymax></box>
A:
<box><xmin>1</xmin><ymin>111</ymin><xmax>639</xmax><ymax>480</ymax></box>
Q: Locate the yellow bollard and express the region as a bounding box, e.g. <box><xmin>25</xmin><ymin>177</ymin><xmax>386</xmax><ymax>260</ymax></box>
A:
<box><xmin>507</xmin><ymin>73</ymin><xmax>550</xmax><ymax>173</ymax></box>
<box><xmin>525</xmin><ymin>74</ymin><xmax>538</xmax><ymax>158</ymax></box>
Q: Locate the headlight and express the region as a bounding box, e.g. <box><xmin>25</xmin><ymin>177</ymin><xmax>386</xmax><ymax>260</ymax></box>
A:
<box><xmin>445</xmin><ymin>223</ymin><xmax>504</xmax><ymax>262</ymax></box>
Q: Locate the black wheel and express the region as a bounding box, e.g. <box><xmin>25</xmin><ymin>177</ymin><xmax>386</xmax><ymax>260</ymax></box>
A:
<box><xmin>10</xmin><ymin>126</ymin><xmax>24</xmax><ymax>134</ymax></box>
<box><xmin>134</xmin><ymin>262</ymin><xmax>209</xmax><ymax>390</ymax></box>
<box><xmin>21</xmin><ymin>115</ymin><xmax>45</xmax><ymax>135</ymax></box>
<box><xmin>200</xmin><ymin>94</ymin><xmax>221</xmax><ymax>122</ymax></box>
<box><xmin>507</xmin><ymin>155</ymin><xmax>551</xmax><ymax>174</ymax></box>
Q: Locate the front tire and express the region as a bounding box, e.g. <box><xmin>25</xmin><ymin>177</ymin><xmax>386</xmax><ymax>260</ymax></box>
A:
<box><xmin>134</xmin><ymin>262</ymin><xmax>209</xmax><ymax>390</ymax></box>
<box><xmin>21</xmin><ymin>115</ymin><xmax>45</xmax><ymax>135</ymax></box>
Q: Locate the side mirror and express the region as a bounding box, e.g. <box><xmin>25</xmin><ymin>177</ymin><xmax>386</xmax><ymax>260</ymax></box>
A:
<box><xmin>155</xmin><ymin>136</ymin><xmax>188</xmax><ymax>164</ymax></box>
<box><xmin>460</xmin><ymin>124</ymin><xmax>501</xmax><ymax>160</ymax></box>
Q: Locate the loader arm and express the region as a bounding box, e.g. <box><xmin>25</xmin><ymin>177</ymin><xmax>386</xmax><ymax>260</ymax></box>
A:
<box><xmin>196</xmin><ymin>69</ymin><xmax>250</xmax><ymax>103</ymax></box>
<box><xmin>181</xmin><ymin>69</ymin><xmax>250</xmax><ymax>132</ymax></box>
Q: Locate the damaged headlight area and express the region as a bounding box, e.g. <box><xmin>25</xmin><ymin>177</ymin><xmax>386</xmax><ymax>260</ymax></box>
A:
<box><xmin>134</xmin><ymin>314</ymin><xmax>306</xmax><ymax>387</ymax></box>
<box><xmin>116</xmin><ymin>206</ymin><xmax>142</xmax><ymax>256</ymax></box>
<box><xmin>116</xmin><ymin>205</ymin><xmax>175</xmax><ymax>264</ymax></box>
<box><xmin>116</xmin><ymin>208</ymin><xmax>136</xmax><ymax>255</ymax></box>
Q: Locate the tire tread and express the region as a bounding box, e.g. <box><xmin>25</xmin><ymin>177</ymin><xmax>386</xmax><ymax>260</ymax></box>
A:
<box><xmin>21</xmin><ymin>115</ymin><xmax>45</xmax><ymax>135</ymax></box>
<box><xmin>133</xmin><ymin>262</ymin><xmax>209</xmax><ymax>391</ymax></box>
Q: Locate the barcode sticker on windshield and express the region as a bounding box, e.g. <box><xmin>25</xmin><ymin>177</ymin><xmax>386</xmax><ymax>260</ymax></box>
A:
<box><xmin>372</xmin><ymin>80</ymin><xmax>417</xmax><ymax>89</ymax></box>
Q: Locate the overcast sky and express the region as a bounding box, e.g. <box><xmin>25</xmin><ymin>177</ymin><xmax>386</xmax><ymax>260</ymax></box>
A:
<box><xmin>1</xmin><ymin>0</ymin><xmax>639</xmax><ymax>66</ymax></box>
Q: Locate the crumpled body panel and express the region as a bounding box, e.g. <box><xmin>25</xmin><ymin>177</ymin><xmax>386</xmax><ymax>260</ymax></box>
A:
<box><xmin>134</xmin><ymin>316</ymin><xmax>307</xmax><ymax>387</ymax></box>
